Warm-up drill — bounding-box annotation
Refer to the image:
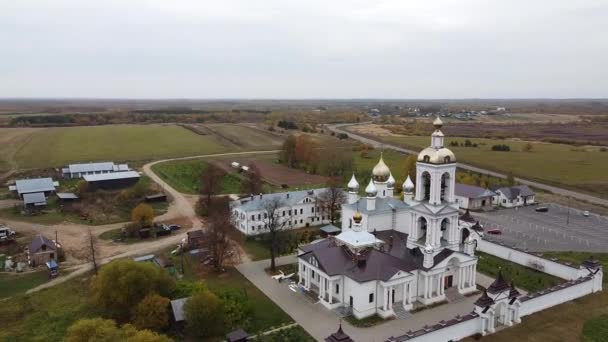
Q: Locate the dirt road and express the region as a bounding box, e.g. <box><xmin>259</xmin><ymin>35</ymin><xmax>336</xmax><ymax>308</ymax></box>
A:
<box><xmin>328</xmin><ymin>123</ymin><xmax>608</xmax><ymax>207</ymax></box>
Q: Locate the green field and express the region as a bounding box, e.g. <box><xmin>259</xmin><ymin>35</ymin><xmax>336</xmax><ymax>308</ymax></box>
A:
<box><xmin>205</xmin><ymin>124</ymin><xmax>284</xmax><ymax>150</ymax></box>
<box><xmin>0</xmin><ymin>271</ymin><xmax>50</xmax><ymax>299</ymax></box>
<box><xmin>152</xmin><ymin>159</ymin><xmax>243</xmax><ymax>195</ymax></box>
<box><xmin>10</xmin><ymin>124</ymin><xmax>229</xmax><ymax>170</ymax></box>
<box><xmin>372</xmin><ymin>134</ymin><xmax>608</xmax><ymax>197</ymax></box>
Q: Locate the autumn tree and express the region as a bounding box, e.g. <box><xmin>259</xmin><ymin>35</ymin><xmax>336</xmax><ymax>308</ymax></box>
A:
<box><xmin>92</xmin><ymin>260</ymin><xmax>176</xmax><ymax>321</ymax></box>
<box><xmin>280</xmin><ymin>135</ymin><xmax>297</xmax><ymax>167</ymax></box>
<box><xmin>132</xmin><ymin>293</ymin><xmax>171</xmax><ymax>331</ymax></box>
<box><xmin>317</xmin><ymin>178</ymin><xmax>347</xmax><ymax>224</ymax></box>
<box><xmin>199</xmin><ymin>164</ymin><xmax>226</xmax><ymax>214</ymax></box>
<box><xmin>131</xmin><ymin>203</ymin><xmax>154</xmax><ymax>228</ymax></box>
<box><xmin>184</xmin><ymin>289</ymin><xmax>225</xmax><ymax>338</ymax></box>
<box><xmin>262</xmin><ymin>196</ymin><xmax>290</xmax><ymax>271</ymax></box>
<box><xmin>241</xmin><ymin>163</ymin><xmax>262</xmax><ymax>195</ymax></box>
<box><xmin>65</xmin><ymin>318</ymin><xmax>172</xmax><ymax>342</ymax></box>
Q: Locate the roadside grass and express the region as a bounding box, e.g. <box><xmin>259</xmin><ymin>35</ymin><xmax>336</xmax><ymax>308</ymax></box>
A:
<box><xmin>0</xmin><ymin>273</ymin><xmax>99</xmax><ymax>341</ymax></box>
<box><xmin>0</xmin><ymin>271</ymin><xmax>49</xmax><ymax>299</ymax></box>
<box><xmin>372</xmin><ymin>134</ymin><xmax>608</xmax><ymax>198</ymax></box>
<box><xmin>256</xmin><ymin>325</ymin><xmax>315</xmax><ymax>342</ymax></box>
<box><xmin>464</xmin><ymin>252</ymin><xmax>608</xmax><ymax>342</ymax></box>
<box><xmin>12</xmin><ymin>124</ymin><xmax>230</xmax><ymax>170</ymax></box>
<box><xmin>476</xmin><ymin>252</ymin><xmax>562</xmax><ymax>292</ymax></box>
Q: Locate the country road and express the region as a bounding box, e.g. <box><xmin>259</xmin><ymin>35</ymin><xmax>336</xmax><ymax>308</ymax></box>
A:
<box><xmin>328</xmin><ymin>123</ymin><xmax>608</xmax><ymax>207</ymax></box>
<box><xmin>25</xmin><ymin>149</ymin><xmax>279</xmax><ymax>294</ymax></box>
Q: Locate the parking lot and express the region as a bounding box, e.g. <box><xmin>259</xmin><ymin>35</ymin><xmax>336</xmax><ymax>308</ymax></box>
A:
<box><xmin>476</xmin><ymin>203</ymin><xmax>608</xmax><ymax>253</ymax></box>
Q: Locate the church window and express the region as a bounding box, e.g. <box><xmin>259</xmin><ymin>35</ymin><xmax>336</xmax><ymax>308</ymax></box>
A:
<box><xmin>251</xmin><ymin>215</ymin><xmax>255</xmax><ymax>221</ymax></box>
<box><xmin>444</xmin><ymin>156</ymin><xmax>451</xmax><ymax>163</ymax></box>
<box><xmin>336</xmin><ymin>284</ymin><xmax>340</xmax><ymax>294</ymax></box>
<box><xmin>300</xmin><ymin>209</ymin><xmax>303</xmax><ymax>214</ymax></box>
<box><xmin>349</xmin><ymin>219</ymin><xmax>352</xmax><ymax>228</ymax></box>
<box><xmin>423</xmin><ymin>155</ymin><xmax>430</xmax><ymax>163</ymax></box>
<box><xmin>369</xmin><ymin>293</ymin><xmax>374</xmax><ymax>303</ymax></box>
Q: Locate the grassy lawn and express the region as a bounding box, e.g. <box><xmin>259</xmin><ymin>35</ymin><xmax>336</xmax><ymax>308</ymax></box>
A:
<box><xmin>0</xmin><ymin>273</ymin><xmax>99</xmax><ymax>341</ymax></box>
<box><xmin>12</xmin><ymin>124</ymin><xmax>230</xmax><ymax>170</ymax></box>
<box><xmin>465</xmin><ymin>251</ymin><xmax>608</xmax><ymax>342</ymax></box>
<box><xmin>235</xmin><ymin>226</ymin><xmax>323</xmax><ymax>262</ymax></box>
<box><xmin>0</xmin><ymin>271</ymin><xmax>50</xmax><ymax>299</ymax></box>
<box><xmin>477</xmin><ymin>252</ymin><xmax>562</xmax><ymax>292</ymax></box>
<box><xmin>374</xmin><ymin>134</ymin><xmax>608</xmax><ymax>197</ymax></box>
<box><xmin>152</xmin><ymin>159</ymin><xmax>244</xmax><ymax>195</ymax></box>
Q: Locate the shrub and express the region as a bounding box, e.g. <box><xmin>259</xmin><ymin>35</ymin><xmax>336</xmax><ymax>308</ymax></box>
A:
<box><xmin>132</xmin><ymin>294</ymin><xmax>171</xmax><ymax>331</ymax></box>
<box><xmin>131</xmin><ymin>203</ymin><xmax>155</xmax><ymax>227</ymax></box>
<box><xmin>184</xmin><ymin>290</ymin><xmax>225</xmax><ymax>338</ymax></box>
<box><xmin>491</xmin><ymin>144</ymin><xmax>511</xmax><ymax>152</ymax></box>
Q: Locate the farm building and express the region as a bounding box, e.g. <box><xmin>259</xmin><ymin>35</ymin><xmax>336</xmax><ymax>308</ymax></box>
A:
<box><xmin>27</xmin><ymin>234</ymin><xmax>60</xmax><ymax>267</ymax></box>
<box><xmin>23</xmin><ymin>192</ymin><xmax>48</xmax><ymax>209</ymax></box>
<box><xmin>454</xmin><ymin>183</ymin><xmax>496</xmax><ymax>210</ymax></box>
<box><xmin>492</xmin><ymin>185</ymin><xmax>535</xmax><ymax>208</ymax></box>
<box><xmin>56</xmin><ymin>192</ymin><xmax>79</xmax><ymax>203</ymax></box>
<box><xmin>8</xmin><ymin>177</ymin><xmax>59</xmax><ymax>199</ymax></box>
<box><xmin>61</xmin><ymin>162</ymin><xmax>130</xmax><ymax>179</ymax></box>
<box><xmin>230</xmin><ymin>188</ymin><xmax>335</xmax><ymax>236</ymax></box>
<box><xmin>83</xmin><ymin>171</ymin><xmax>140</xmax><ymax>191</ymax></box>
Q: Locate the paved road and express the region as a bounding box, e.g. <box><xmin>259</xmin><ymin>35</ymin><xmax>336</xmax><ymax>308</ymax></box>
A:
<box><xmin>238</xmin><ymin>255</ymin><xmax>484</xmax><ymax>342</ymax></box>
<box><xmin>327</xmin><ymin>123</ymin><xmax>608</xmax><ymax>207</ymax></box>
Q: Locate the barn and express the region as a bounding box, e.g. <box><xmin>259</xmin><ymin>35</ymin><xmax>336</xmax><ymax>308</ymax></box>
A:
<box><xmin>83</xmin><ymin>171</ymin><xmax>140</xmax><ymax>191</ymax></box>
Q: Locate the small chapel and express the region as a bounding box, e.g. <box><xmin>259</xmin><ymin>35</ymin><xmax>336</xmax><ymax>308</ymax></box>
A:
<box><xmin>298</xmin><ymin>117</ymin><xmax>481</xmax><ymax>319</ymax></box>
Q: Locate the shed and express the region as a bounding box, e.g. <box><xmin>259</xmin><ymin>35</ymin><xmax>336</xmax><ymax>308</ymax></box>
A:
<box><xmin>133</xmin><ymin>254</ymin><xmax>155</xmax><ymax>263</ymax></box>
<box><xmin>83</xmin><ymin>171</ymin><xmax>140</xmax><ymax>191</ymax></box>
<box><xmin>9</xmin><ymin>178</ymin><xmax>58</xmax><ymax>198</ymax></box>
<box><xmin>170</xmin><ymin>297</ymin><xmax>189</xmax><ymax>322</ymax></box>
<box><xmin>226</xmin><ymin>329</ymin><xmax>250</xmax><ymax>342</ymax></box>
<box><xmin>57</xmin><ymin>192</ymin><xmax>79</xmax><ymax>202</ymax></box>
<box><xmin>28</xmin><ymin>234</ymin><xmax>58</xmax><ymax>267</ymax></box>
<box><xmin>23</xmin><ymin>192</ymin><xmax>47</xmax><ymax>207</ymax></box>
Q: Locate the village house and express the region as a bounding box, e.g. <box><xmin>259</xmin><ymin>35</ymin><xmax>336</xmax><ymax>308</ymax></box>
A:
<box><xmin>61</xmin><ymin>162</ymin><xmax>130</xmax><ymax>179</ymax></box>
<box><xmin>27</xmin><ymin>234</ymin><xmax>60</xmax><ymax>267</ymax></box>
<box><xmin>492</xmin><ymin>185</ymin><xmax>535</xmax><ymax>208</ymax></box>
<box><xmin>454</xmin><ymin>183</ymin><xmax>496</xmax><ymax>210</ymax></box>
<box><xmin>230</xmin><ymin>188</ymin><xmax>335</xmax><ymax>236</ymax></box>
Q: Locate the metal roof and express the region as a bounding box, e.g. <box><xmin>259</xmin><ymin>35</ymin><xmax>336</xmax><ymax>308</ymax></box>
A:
<box><xmin>231</xmin><ymin>188</ymin><xmax>331</xmax><ymax>212</ymax></box>
<box><xmin>83</xmin><ymin>171</ymin><xmax>140</xmax><ymax>182</ymax></box>
<box><xmin>320</xmin><ymin>225</ymin><xmax>341</xmax><ymax>233</ymax></box>
<box><xmin>29</xmin><ymin>234</ymin><xmax>56</xmax><ymax>253</ymax></box>
<box><xmin>494</xmin><ymin>185</ymin><xmax>535</xmax><ymax>200</ymax></box>
<box><xmin>455</xmin><ymin>183</ymin><xmax>496</xmax><ymax>199</ymax></box>
<box><xmin>13</xmin><ymin>178</ymin><xmax>57</xmax><ymax>195</ymax></box>
<box><xmin>56</xmin><ymin>192</ymin><xmax>79</xmax><ymax>200</ymax></box>
<box><xmin>67</xmin><ymin>162</ymin><xmax>115</xmax><ymax>173</ymax></box>
<box><xmin>23</xmin><ymin>192</ymin><xmax>47</xmax><ymax>205</ymax></box>
<box><xmin>133</xmin><ymin>254</ymin><xmax>155</xmax><ymax>262</ymax></box>
<box><xmin>171</xmin><ymin>297</ymin><xmax>189</xmax><ymax>322</ymax></box>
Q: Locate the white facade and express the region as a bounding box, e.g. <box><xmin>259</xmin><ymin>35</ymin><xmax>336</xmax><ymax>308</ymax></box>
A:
<box><xmin>230</xmin><ymin>189</ymin><xmax>333</xmax><ymax>235</ymax></box>
<box><xmin>493</xmin><ymin>186</ymin><xmax>535</xmax><ymax>208</ymax></box>
<box><xmin>298</xmin><ymin>118</ymin><xmax>479</xmax><ymax>319</ymax></box>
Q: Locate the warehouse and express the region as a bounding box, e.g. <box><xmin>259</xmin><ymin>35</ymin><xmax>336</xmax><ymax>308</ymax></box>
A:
<box><xmin>83</xmin><ymin>171</ymin><xmax>140</xmax><ymax>191</ymax></box>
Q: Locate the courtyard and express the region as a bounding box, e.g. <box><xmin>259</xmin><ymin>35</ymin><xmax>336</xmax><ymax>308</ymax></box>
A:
<box><xmin>475</xmin><ymin>203</ymin><xmax>608</xmax><ymax>253</ymax></box>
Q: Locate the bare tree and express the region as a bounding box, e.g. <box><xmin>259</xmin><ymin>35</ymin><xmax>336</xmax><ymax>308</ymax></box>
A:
<box><xmin>317</xmin><ymin>178</ymin><xmax>347</xmax><ymax>224</ymax></box>
<box><xmin>75</xmin><ymin>229</ymin><xmax>100</xmax><ymax>274</ymax></box>
<box><xmin>205</xmin><ymin>206</ymin><xmax>232</xmax><ymax>272</ymax></box>
<box><xmin>200</xmin><ymin>164</ymin><xmax>226</xmax><ymax>204</ymax></box>
<box><xmin>262</xmin><ymin>196</ymin><xmax>291</xmax><ymax>271</ymax></box>
<box><xmin>241</xmin><ymin>163</ymin><xmax>263</xmax><ymax>195</ymax></box>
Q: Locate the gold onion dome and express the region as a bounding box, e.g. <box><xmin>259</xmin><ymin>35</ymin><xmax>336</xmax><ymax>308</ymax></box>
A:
<box><xmin>347</xmin><ymin>173</ymin><xmax>359</xmax><ymax>192</ymax></box>
<box><xmin>365</xmin><ymin>179</ymin><xmax>378</xmax><ymax>197</ymax></box>
<box><xmin>353</xmin><ymin>210</ymin><xmax>362</xmax><ymax>224</ymax></box>
<box><xmin>372</xmin><ymin>154</ymin><xmax>391</xmax><ymax>182</ymax></box>
<box><xmin>403</xmin><ymin>175</ymin><xmax>415</xmax><ymax>193</ymax></box>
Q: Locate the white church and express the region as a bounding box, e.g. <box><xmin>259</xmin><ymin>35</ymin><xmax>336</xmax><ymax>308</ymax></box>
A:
<box><xmin>297</xmin><ymin>118</ymin><xmax>482</xmax><ymax>319</ymax></box>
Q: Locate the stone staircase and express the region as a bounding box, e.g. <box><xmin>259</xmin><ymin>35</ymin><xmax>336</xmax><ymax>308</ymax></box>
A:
<box><xmin>333</xmin><ymin>306</ymin><xmax>352</xmax><ymax>317</ymax></box>
<box><xmin>445</xmin><ymin>287</ymin><xmax>466</xmax><ymax>303</ymax></box>
<box><xmin>393</xmin><ymin>305</ymin><xmax>412</xmax><ymax>320</ymax></box>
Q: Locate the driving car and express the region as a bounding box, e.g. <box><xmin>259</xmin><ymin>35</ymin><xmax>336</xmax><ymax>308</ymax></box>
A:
<box><xmin>535</xmin><ymin>206</ymin><xmax>549</xmax><ymax>212</ymax></box>
<box><xmin>583</xmin><ymin>211</ymin><xmax>590</xmax><ymax>217</ymax></box>
<box><xmin>487</xmin><ymin>229</ymin><xmax>502</xmax><ymax>235</ymax></box>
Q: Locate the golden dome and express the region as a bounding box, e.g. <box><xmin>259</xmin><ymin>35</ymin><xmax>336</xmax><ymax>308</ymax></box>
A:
<box><xmin>372</xmin><ymin>154</ymin><xmax>391</xmax><ymax>182</ymax></box>
<box><xmin>353</xmin><ymin>210</ymin><xmax>362</xmax><ymax>224</ymax></box>
<box><xmin>417</xmin><ymin>147</ymin><xmax>456</xmax><ymax>164</ymax></box>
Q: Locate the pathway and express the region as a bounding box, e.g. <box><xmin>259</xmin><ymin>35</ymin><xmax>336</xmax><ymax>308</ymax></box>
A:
<box><xmin>237</xmin><ymin>255</ymin><xmax>483</xmax><ymax>342</ymax></box>
<box><xmin>327</xmin><ymin>123</ymin><xmax>608</xmax><ymax>207</ymax></box>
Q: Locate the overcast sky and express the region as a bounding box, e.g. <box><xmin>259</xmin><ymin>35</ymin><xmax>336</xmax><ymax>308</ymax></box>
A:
<box><xmin>1</xmin><ymin>0</ymin><xmax>607</xmax><ymax>99</ymax></box>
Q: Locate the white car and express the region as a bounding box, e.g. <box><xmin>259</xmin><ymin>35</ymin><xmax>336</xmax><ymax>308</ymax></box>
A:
<box><xmin>583</xmin><ymin>211</ymin><xmax>590</xmax><ymax>217</ymax></box>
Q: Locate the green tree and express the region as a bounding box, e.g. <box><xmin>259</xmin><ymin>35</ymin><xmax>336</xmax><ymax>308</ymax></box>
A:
<box><xmin>219</xmin><ymin>290</ymin><xmax>253</xmax><ymax>330</ymax></box>
<box><xmin>65</xmin><ymin>319</ymin><xmax>173</xmax><ymax>342</ymax></box>
<box><xmin>92</xmin><ymin>260</ymin><xmax>176</xmax><ymax>321</ymax></box>
<box><xmin>184</xmin><ymin>289</ymin><xmax>225</xmax><ymax>338</ymax></box>
<box><xmin>132</xmin><ymin>293</ymin><xmax>171</xmax><ymax>331</ymax></box>
<box><xmin>131</xmin><ymin>203</ymin><xmax>155</xmax><ymax>227</ymax></box>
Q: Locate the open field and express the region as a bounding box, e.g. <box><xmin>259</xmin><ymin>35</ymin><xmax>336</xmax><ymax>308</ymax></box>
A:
<box><xmin>1</xmin><ymin>124</ymin><xmax>230</xmax><ymax>171</ymax></box>
<box><xmin>203</xmin><ymin>124</ymin><xmax>284</xmax><ymax>150</ymax></box>
<box><xmin>465</xmin><ymin>252</ymin><xmax>608</xmax><ymax>342</ymax></box>
<box><xmin>348</xmin><ymin>128</ymin><xmax>608</xmax><ymax>197</ymax></box>
<box><xmin>152</xmin><ymin>159</ymin><xmax>243</xmax><ymax>195</ymax></box>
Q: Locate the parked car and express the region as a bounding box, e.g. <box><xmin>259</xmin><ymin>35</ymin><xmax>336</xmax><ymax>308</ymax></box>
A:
<box><xmin>535</xmin><ymin>206</ymin><xmax>549</xmax><ymax>212</ymax></box>
<box><xmin>0</xmin><ymin>225</ymin><xmax>16</xmax><ymax>242</ymax></box>
<box><xmin>154</xmin><ymin>224</ymin><xmax>172</xmax><ymax>236</ymax></box>
<box><xmin>487</xmin><ymin>229</ymin><xmax>502</xmax><ymax>235</ymax></box>
<box><xmin>583</xmin><ymin>211</ymin><xmax>590</xmax><ymax>217</ymax></box>
<box><xmin>168</xmin><ymin>224</ymin><xmax>181</xmax><ymax>231</ymax></box>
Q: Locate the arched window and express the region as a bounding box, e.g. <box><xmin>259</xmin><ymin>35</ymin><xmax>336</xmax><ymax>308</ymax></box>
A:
<box><xmin>444</xmin><ymin>156</ymin><xmax>451</xmax><ymax>163</ymax></box>
<box><xmin>423</xmin><ymin>155</ymin><xmax>430</xmax><ymax>163</ymax></box>
<box><xmin>422</xmin><ymin>172</ymin><xmax>431</xmax><ymax>201</ymax></box>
